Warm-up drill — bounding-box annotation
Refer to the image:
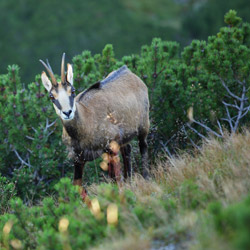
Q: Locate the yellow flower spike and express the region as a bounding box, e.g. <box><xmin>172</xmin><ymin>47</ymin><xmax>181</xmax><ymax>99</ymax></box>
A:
<box><xmin>101</xmin><ymin>153</ymin><xmax>109</xmax><ymax>162</ymax></box>
<box><xmin>10</xmin><ymin>239</ymin><xmax>22</xmax><ymax>249</ymax></box>
<box><xmin>90</xmin><ymin>198</ymin><xmax>102</xmax><ymax>219</ymax></box>
<box><xmin>109</xmin><ymin>141</ymin><xmax>120</xmax><ymax>154</ymax></box>
<box><xmin>187</xmin><ymin>106</ymin><xmax>194</xmax><ymax>123</ymax></box>
<box><xmin>100</xmin><ymin>161</ymin><xmax>108</xmax><ymax>171</ymax></box>
<box><xmin>107</xmin><ymin>203</ymin><xmax>118</xmax><ymax>226</ymax></box>
<box><xmin>58</xmin><ymin>218</ymin><xmax>69</xmax><ymax>233</ymax></box>
<box><xmin>3</xmin><ymin>220</ymin><xmax>13</xmax><ymax>235</ymax></box>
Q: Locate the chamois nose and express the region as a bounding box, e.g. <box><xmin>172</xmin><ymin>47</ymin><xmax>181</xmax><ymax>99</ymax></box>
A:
<box><xmin>63</xmin><ymin>110</ymin><xmax>72</xmax><ymax>117</ymax></box>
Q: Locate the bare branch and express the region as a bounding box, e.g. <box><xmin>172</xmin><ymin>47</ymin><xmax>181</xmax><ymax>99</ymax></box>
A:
<box><xmin>186</xmin><ymin>123</ymin><xmax>208</xmax><ymax>141</ymax></box>
<box><xmin>222</xmin><ymin>101</ymin><xmax>239</xmax><ymax>110</ymax></box>
<box><xmin>26</xmin><ymin>148</ymin><xmax>33</xmax><ymax>154</ymax></box>
<box><xmin>243</xmin><ymin>106</ymin><xmax>250</xmax><ymax>111</ymax></box>
<box><xmin>192</xmin><ymin>120</ymin><xmax>223</xmax><ymax>138</ymax></box>
<box><xmin>31</xmin><ymin>127</ymin><xmax>37</xmax><ymax>133</ymax></box>
<box><xmin>236</xmin><ymin>79</ymin><xmax>246</xmax><ymax>86</ymax></box>
<box><xmin>13</xmin><ymin>149</ymin><xmax>32</xmax><ymax>168</ymax></box>
<box><xmin>45</xmin><ymin>118</ymin><xmax>56</xmax><ymax>132</ymax></box>
<box><xmin>26</xmin><ymin>135</ymin><xmax>34</xmax><ymax>141</ymax></box>
<box><xmin>241</xmin><ymin>105</ymin><xmax>250</xmax><ymax>118</ymax></box>
<box><xmin>217</xmin><ymin>120</ymin><xmax>224</xmax><ymax>136</ymax></box>
<box><xmin>220</xmin><ymin>77</ymin><xmax>248</xmax><ymax>102</ymax></box>
<box><xmin>33</xmin><ymin>170</ymin><xmax>38</xmax><ymax>179</ymax></box>
<box><xmin>233</xmin><ymin>83</ymin><xmax>247</xmax><ymax>132</ymax></box>
<box><xmin>182</xmin><ymin>126</ymin><xmax>201</xmax><ymax>150</ymax></box>
<box><xmin>223</xmin><ymin>103</ymin><xmax>234</xmax><ymax>131</ymax></box>
<box><xmin>48</xmin><ymin>128</ymin><xmax>56</xmax><ymax>137</ymax></box>
<box><xmin>159</xmin><ymin>141</ymin><xmax>173</xmax><ymax>158</ymax></box>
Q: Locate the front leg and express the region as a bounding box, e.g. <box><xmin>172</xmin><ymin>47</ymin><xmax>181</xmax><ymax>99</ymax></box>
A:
<box><xmin>73</xmin><ymin>160</ymin><xmax>87</xmax><ymax>200</ymax></box>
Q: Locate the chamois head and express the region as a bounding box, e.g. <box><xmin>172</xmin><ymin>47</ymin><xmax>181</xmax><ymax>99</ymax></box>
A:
<box><xmin>40</xmin><ymin>53</ymin><xmax>76</xmax><ymax>121</ymax></box>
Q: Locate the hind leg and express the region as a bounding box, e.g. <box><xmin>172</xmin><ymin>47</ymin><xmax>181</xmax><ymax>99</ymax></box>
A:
<box><xmin>107</xmin><ymin>141</ymin><xmax>122</xmax><ymax>184</ymax></box>
<box><xmin>121</xmin><ymin>144</ymin><xmax>132</xmax><ymax>179</ymax></box>
<box><xmin>138</xmin><ymin>132</ymin><xmax>149</xmax><ymax>178</ymax></box>
<box><xmin>108</xmin><ymin>153</ymin><xmax>121</xmax><ymax>183</ymax></box>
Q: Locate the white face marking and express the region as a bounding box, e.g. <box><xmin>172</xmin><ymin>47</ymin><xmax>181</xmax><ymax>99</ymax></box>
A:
<box><xmin>41</xmin><ymin>63</ymin><xmax>76</xmax><ymax>121</ymax></box>
<box><xmin>53</xmin><ymin>88</ymin><xmax>76</xmax><ymax>121</ymax></box>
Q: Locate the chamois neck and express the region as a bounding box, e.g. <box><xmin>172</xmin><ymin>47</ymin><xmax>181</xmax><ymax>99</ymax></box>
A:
<box><xmin>61</xmin><ymin>102</ymin><xmax>89</xmax><ymax>141</ymax></box>
<box><xmin>61</xmin><ymin>107</ymin><xmax>80</xmax><ymax>140</ymax></box>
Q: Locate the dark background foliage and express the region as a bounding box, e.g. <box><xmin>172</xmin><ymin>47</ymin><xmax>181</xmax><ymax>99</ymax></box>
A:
<box><xmin>1</xmin><ymin>0</ymin><xmax>250</xmax><ymax>82</ymax></box>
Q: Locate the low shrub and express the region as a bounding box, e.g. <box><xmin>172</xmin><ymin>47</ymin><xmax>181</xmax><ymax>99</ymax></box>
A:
<box><xmin>0</xmin><ymin>175</ymin><xmax>16</xmax><ymax>214</ymax></box>
<box><xmin>209</xmin><ymin>196</ymin><xmax>250</xmax><ymax>250</ymax></box>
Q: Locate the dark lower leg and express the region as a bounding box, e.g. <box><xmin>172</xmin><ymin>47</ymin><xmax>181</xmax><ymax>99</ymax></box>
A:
<box><xmin>121</xmin><ymin>144</ymin><xmax>132</xmax><ymax>178</ymax></box>
<box><xmin>121</xmin><ymin>147</ymin><xmax>128</xmax><ymax>178</ymax></box>
<box><xmin>139</xmin><ymin>135</ymin><xmax>149</xmax><ymax>178</ymax></box>
<box><xmin>73</xmin><ymin>160</ymin><xmax>87</xmax><ymax>199</ymax></box>
<box><xmin>73</xmin><ymin>161</ymin><xmax>84</xmax><ymax>182</ymax></box>
<box><xmin>108</xmin><ymin>161</ymin><xmax>115</xmax><ymax>179</ymax></box>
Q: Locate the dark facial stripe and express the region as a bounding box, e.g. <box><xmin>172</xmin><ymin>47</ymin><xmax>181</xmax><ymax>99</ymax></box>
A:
<box><xmin>49</xmin><ymin>87</ymin><xmax>75</xmax><ymax>111</ymax></box>
<box><xmin>69</xmin><ymin>95</ymin><xmax>74</xmax><ymax>108</ymax></box>
<box><xmin>53</xmin><ymin>99</ymin><xmax>62</xmax><ymax>110</ymax></box>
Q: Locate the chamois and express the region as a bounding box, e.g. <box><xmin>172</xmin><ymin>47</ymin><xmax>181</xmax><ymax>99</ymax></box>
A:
<box><xmin>40</xmin><ymin>53</ymin><xmax>150</xmax><ymax>196</ymax></box>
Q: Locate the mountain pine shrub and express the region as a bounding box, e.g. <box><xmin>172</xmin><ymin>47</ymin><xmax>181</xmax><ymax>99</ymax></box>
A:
<box><xmin>0</xmin><ymin>10</ymin><xmax>250</xmax><ymax>198</ymax></box>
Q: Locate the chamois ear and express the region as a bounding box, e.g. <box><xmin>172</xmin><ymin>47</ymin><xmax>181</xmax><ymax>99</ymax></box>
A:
<box><xmin>67</xmin><ymin>63</ymin><xmax>74</xmax><ymax>85</ymax></box>
<box><xmin>41</xmin><ymin>72</ymin><xmax>52</xmax><ymax>92</ymax></box>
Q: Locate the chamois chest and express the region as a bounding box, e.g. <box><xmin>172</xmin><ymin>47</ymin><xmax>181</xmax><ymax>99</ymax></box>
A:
<box><xmin>63</xmin><ymin>123</ymin><xmax>104</xmax><ymax>161</ymax></box>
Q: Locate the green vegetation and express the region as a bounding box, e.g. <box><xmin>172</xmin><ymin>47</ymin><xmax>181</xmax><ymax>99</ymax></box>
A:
<box><xmin>0</xmin><ymin>175</ymin><xmax>16</xmax><ymax>214</ymax></box>
<box><xmin>1</xmin><ymin>10</ymin><xmax>250</xmax><ymax>249</ymax></box>
<box><xmin>1</xmin><ymin>132</ymin><xmax>250</xmax><ymax>249</ymax></box>
<box><xmin>1</xmin><ymin>10</ymin><xmax>250</xmax><ymax>200</ymax></box>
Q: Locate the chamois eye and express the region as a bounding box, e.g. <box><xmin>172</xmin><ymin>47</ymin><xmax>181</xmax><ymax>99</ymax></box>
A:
<box><xmin>71</xmin><ymin>87</ymin><xmax>75</xmax><ymax>95</ymax></box>
<box><xmin>50</xmin><ymin>94</ymin><xmax>55</xmax><ymax>100</ymax></box>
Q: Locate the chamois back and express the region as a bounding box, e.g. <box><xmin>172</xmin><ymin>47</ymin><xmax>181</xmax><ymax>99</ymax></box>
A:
<box><xmin>72</xmin><ymin>65</ymin><xmax>149</xmax><ymax>150</ymax></box>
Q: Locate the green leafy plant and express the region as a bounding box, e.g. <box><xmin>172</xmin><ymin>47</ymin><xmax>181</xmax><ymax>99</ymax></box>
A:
<box><xmin>1</xmin><ymin>10</ymin><xmax>250</xmax><ymax>200</ymax></box>
<box><xmin>209</xmin><ymin>196</ymin><xmax>250</xmax><ymax>250</ymax></box>
<box><xmin>0</xmin><ymin>175</ymin><xmax>16</xmax><ymax>214</ymax></box>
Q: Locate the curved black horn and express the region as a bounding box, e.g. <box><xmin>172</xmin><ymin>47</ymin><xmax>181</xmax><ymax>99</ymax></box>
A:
<box><xmin>61</xmin><ymin>53</ymin><xmax>66</xmax><ymax>84</ymax></box>
<box><xmin>39</xmin><ymin>59</ymin><xmax>57</xmax><ymax>86</ymax></box>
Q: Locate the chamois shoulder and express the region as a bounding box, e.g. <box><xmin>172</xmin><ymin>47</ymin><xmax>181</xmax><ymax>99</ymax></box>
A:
<box><xmin>101</xmin><ymin>65</ymin><xmax>129</xmax><ymax>85</ymax></box>
<box><xmin>76</xmin><ymin>65</ymin><xmax>130</xmax><ymax>102</ymax></box>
